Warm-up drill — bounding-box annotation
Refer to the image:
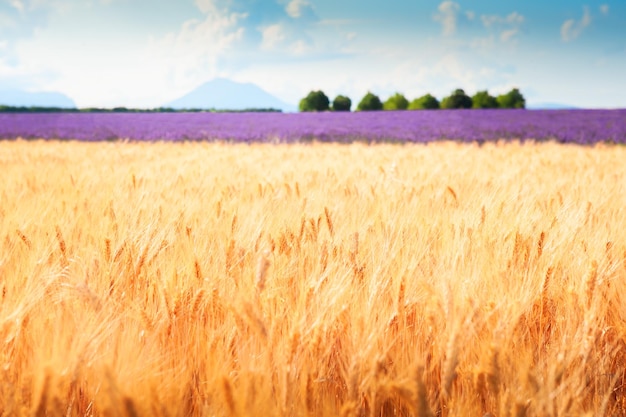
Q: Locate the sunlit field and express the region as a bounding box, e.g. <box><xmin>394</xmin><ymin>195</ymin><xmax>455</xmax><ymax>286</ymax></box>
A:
<box><xmin>1</xmin><ymin>140</ymin><xmax>626</xmax><ymax>416</ymax></box>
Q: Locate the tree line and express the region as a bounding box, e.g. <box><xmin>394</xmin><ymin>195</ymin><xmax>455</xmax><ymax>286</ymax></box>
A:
<box><xmin>299</xmin><ymin>88</ymin><xmax>526</xmax><ymax>112</ymax></box>
<box><xmin>0</xmin><ymin>105</ymin><xmax>283</xmax><ymax>113</ymax></box>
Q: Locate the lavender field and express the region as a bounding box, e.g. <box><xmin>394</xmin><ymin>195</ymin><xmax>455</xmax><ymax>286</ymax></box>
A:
<box><xmin>0</xmin><ymin>109</ymin><xmax>625</xmax><ymax>143</ymax></box>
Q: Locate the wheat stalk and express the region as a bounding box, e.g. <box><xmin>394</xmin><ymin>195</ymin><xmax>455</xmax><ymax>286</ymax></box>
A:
<box><xmin>585</xmin><ymin>260</ymin><xmax>598</xmax><ymax>308</ymax></box>
<box><xmin>442</xmin><ymin>327</ymin><xmax>459</xmax><ymax>398</ymax></box>
<box><xmin>55</xmin><ymin>225</ymin><xmax>67</xmax><ymax>258</ymax></box>
<box><xmin>415</xmin><ymin>365</ymin><xmax>434</xmax><ymax>417</ymax></box>
<box><xmin>222</xmin><ymin>377</ymin><xmax>237</xmax><ymax>416</ymax></box>
<box><xmin>537</xmin><ymin>231</ymin><xmax>545</xmax><ymax>258</ymax></box>
<box><xmin>323</xmin><ymin>206</ymin><xmax>334</xmax><ymax>237</ymax></box>
<box><xmin>255</xmin><ymin>250</ymin><xmax>270</xmax><ymax>293</ymax></box>
<box><xmin>16</xmin><ymin>229</ymin><xmax>31</xmax><ymax>249</ymax></box>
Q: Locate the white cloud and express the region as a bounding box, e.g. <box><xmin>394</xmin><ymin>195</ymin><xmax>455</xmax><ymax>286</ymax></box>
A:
<box><xmin>600</xmin><ymin>4</ymin><xmax>609</xmax><ymax>15</ymax></box>
<box><xmin>560</xmin><ymin>20</ymin><xmax>576</xmax><ymax>41</ymax></box>
<box><xmin>10</xmin><ymin>0</ymin><xmax>64</xmax><ymax>13</ymax></box>
<box><xmin>195</xmin><ymin>0</ymin><xmax>320</xmax><ymax>54</ymax></box>
<box><xmin>507</xmin><ymin>12</ymin><xmax>524</xmax><ymax>25</ymax></box>
<box><xmin>480</xmin><ymin>12</ymin><xmax>524</xmax><ymax>43</ymax></box>
<box><xmin>9</xmin><ymin>0</ymin><xmax>25</xmax><ymax>12</ymax></box>
<box><xmin>465</xmin><ymin>11</ymin><xmax>475</xmax><ymax>20</ymax></box>
<box><xmin>470</xmin><ymin>35</ymin><xmax>495</xmax><ymax>51</ymax></box>
<box><xmin>7</xmin><ymin>2</ymin><xmax>248</xmax><ymax>107</ymax></box>
<box><xmin>316</xmin><ymin>19</ymin><xmax>360</xmax><ymax>26</ymax></box>
<box><xmin>431</xmin><ymin>54</ymin><xmax>478</xmax><ymax>92</ymax></box>
<box><xmin>481</xmin><ymin>12</ymin><xmax>524</xmax><ymax>28</ymax></box>
<box><xmin>146</xmin><ymin>10</ymin><xmax>247</xmax><ymax>88</ymax></box>
<box><xmin>481</xmin><ymin>16</ymin><xmax>496</xmax><ymax>27</ymax></box>
<box><xmin>194</xmin><ymin>0</ymin><xmax>216</xmax><ymax>14</ymax></box>
<box><xmin>434</xmin><ymin>1</ymin><xmax>460</xmax><ymax>36</ymax></box>
<box><xmin>0</xmin><ymin>12</ymin><xmax>17</xmax><ymax>28</ymax></box>
<box><xmin>260</xmin><ymin>23</ymin><xmax>286</xmax><ymax>50</ymax></box>
<box><xmin>259</xmin><ymin>21</ymin><xmax>315</xmax><ymax>55</ymax></box>
<box><xmin>582</xmin><ymin>8</ymin><xmax>592</xmax><ymax>25</ymax></box>
<box><xmin>9</xmin><ymin>0</ymin><xmax>67</xmax><ymax>12</ymax></box>
<box><xmin>561</xmin><ymin>7</ymin><xmax>591</xmax><ymax>42</ymax></box>
<box><xmin>290</xmin><ymin>39</ymin><xmax>310</xmax><ymax>55</ymax></box>
<box><xmin>286</xmin><ymin>0</ymin><xmax>310</xmax><ymax>19</ymax></box>
<box><xmin>500</xmin><ymin>29</ymin><xmax>518</xmax><ymax>43</ymax></box>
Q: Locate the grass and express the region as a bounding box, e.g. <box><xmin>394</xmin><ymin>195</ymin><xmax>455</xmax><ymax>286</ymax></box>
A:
<box><xmin>0</xmin><ymin>139</ymin><xmax>625</xmax><ymax>416</ymax></box>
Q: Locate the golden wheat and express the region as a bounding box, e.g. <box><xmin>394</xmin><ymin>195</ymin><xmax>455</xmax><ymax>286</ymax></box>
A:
<box><xmin>0</xmin><ymin>139</ymin><xmax>625</xmax><ymax>416</ymax></box>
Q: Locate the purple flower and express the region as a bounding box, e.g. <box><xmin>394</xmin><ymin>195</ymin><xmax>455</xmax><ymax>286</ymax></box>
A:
<box><xmin>0</xmin><ymin>109</ymin><xmax>624</xmax><ymax>144</ymax></box>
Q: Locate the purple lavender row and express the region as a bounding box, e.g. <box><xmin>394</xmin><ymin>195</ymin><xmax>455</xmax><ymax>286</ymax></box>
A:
<box><xmin>0</xmin><ymin>109</ymin><xmax>624</xmax><ymax>144</ymax></box>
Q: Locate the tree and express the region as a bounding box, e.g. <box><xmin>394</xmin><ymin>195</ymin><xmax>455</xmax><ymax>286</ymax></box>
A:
<box><xmin>332</xmin><ymin>95</ymin><xmax>352</xmax><ymax>111</ymax></box>
<box><xmin>357</xmin><ymin>92</ymin><xmax>383</xmax><ymax>111</ymax></box>
<box><xmin>408</xmin><ymin>94</ymin><xmax>440</xmax><ymax>110</ymax></box>
<box><xmin>471</xmin><ymin>90</ymin><xmax>498</xmax><ymax>109</ymax></box>
<box><xmin>383</xmin><ymin>93</ymin><xmax>409</xmax><ymax>110</ymax></box>
<box><xmin>441</xmin><ymin>89</ymin><xmax>472</xmax><ymax>109</ymax></box>
<box><xmin>299</xmin><ymin>90</ymin><xmax>330</xmax><ymax>112</ymax></box>
<box><xmin>497</xmin><ymin>88</ymin><xmax>526</xmax><ymax>109</ymax></box>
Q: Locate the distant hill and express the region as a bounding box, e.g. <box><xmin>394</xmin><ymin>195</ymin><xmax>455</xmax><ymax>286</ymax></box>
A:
<box><xmin>0</xmin><ymin>89</ymin><xmax>76</xmax><ymax>108</ymax></box>
<box><xmin>165</xmin><ymin>78</ymin><xmax>296</xmax><ymax>112</ymax></box>
<box><xmin>527</xmin><ymin>102</ymin><xmax>580</xmax><ymax>110</ymax></box>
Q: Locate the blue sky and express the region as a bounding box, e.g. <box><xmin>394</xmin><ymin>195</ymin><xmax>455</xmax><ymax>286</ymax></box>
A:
<box><xmin>0</xmin><ymin>0</ymin><xmax>624</xmax><ymax>108</ymax></box>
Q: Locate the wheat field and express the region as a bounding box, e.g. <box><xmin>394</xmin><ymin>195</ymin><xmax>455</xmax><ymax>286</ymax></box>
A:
<box><xmin>1</xmin><ymin>139</ymin><xmax>625</xmax><ymax>416</ymax></box>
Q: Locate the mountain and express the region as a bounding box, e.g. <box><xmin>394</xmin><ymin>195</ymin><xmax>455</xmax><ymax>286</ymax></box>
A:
<box><xmin>165</xmin><ymin>78</ymin><xmax>296</xmax><ymax>112</ymax></box>
<box><xmin>527</xmin><ymin>102</ymin><xmax>580</xmax><ymax>110</ymax></box>
<box><xmin>0</xmin><ymin>89</ymin><xmax>76</xmax><ymax>108</ymax></box>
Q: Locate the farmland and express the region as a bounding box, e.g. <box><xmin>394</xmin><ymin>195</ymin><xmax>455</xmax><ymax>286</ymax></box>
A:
<box><xmin>0</xmin><ymin>109</ymin><xmax>625</xmax><ymax>143</ymax></box>
<box><xmin>1</xmin><ymin>139</ymin><xmax>626</xmax><ymax>416</ymax></box>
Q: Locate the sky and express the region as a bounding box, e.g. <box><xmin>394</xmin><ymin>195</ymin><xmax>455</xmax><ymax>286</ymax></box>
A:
<box><xmin>0</xmin><ymin>0</ymin><xmax>624</xmax><ymax>108</ymax></box>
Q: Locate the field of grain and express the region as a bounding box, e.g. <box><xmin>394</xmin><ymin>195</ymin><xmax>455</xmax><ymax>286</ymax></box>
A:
<box><xmin>1</xmin><ymin>140</ymin><xmax>625</xmax><ymax>416</ymax></box>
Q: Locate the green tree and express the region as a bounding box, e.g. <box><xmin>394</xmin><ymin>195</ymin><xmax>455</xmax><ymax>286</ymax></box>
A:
<box><xmin>357</xmin><ymin>92</ymin><xmax>383</xmax><ymax>111</ymax></box>
<box><xmin>471</xmin><ymin>90</ymin><xmax>499</xmax><ymax>109</ymax></box>
<box><xmin>332</xmin><ymin>95</ymin><xmax>352</xmax><ymax>111</ymax></box>
<box><xmin>383</xmin><ymin>93</ymin><xmax>409</xmax><ymax>110</ymax></box>
<box><xmin>408</xmin><ymin>94</ymin><xmax>440</xmax><ymax>110</ymax></box>
<box><xmin>441</xmin><ymin>89</ymin><xmax>472</xmax><ymax>109</ymax></box>
<box><xmin>299</xmin><ymin>90</ymin><xmax>330</xmax><ymax>112</ymax></box>
<box><xmin>497</xmin><ymin>88</ymin><xmax>526</xmax><ymax>109</ymax></box>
